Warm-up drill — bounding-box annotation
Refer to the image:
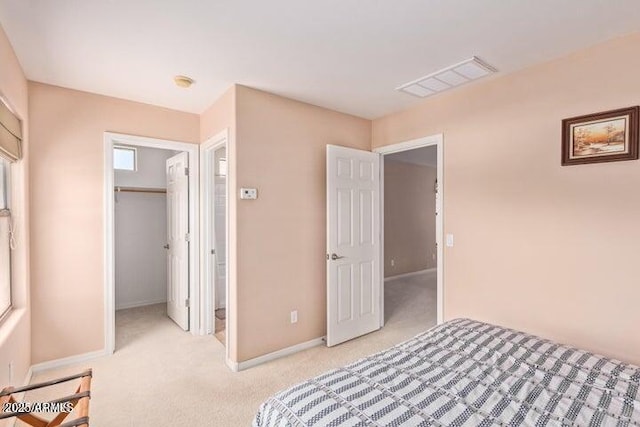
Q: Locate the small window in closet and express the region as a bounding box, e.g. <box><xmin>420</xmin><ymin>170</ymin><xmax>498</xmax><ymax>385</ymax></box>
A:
<box><xmin>114</xmin><ymin>146</ymin><xmax>137</xmax><ymax>171</ymax></box>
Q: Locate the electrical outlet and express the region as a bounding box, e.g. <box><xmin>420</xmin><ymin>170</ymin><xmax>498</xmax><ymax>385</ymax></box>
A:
<box><xmin>290</xmin><ymin>310</ymin><xmax>298</xmax><ymax>324</ymax></box>
<box><xmin>446</xmin><ymin>233</ymin><xmax>454</xmax><ymax>247</ymax></box>
<box><xmin>390</xmin><ymin>259</ymin><xmax>395</xmax><ymax>267</ymax></box>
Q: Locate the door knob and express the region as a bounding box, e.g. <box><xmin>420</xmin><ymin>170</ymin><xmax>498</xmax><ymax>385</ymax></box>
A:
<box><xmin>163</xmin><ymin>244</ymin><xmax>170</xmax><ymax>249</ymax></box>
<box><xmin>331</xmin><ymin>253</ymin><xmax>344</xmax><ymax>260</ymax></box>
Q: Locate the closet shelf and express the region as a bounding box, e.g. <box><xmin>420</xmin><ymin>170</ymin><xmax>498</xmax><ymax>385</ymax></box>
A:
<box><xmin>115</xmin><ymin>186</ymin><xmax>167</xmax><ymax>194</ymax></box>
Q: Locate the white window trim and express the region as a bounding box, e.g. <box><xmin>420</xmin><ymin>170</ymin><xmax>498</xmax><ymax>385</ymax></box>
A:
<box><xmin>113</xmin><ymin>145</ymin><xmax>138</xmax><ymax>171</ymax></box>
<box><xmin>0</xmin><ymin>158</ymin><xmax>12</xmax><ymax>321</ymax></box>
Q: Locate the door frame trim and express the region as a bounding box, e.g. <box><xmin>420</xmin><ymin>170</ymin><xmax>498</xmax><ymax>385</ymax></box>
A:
<box><xmin>373</xmin><ymin>133</ymin><xmax>444</xmax><ymax>326</ymax></box>
<box><xmin>103</xmin><ymin>132</ymin><xmax>200</xmax><ymax>355</ymax></box>
<box><xmin>200</xmin><ymin>130</ymin><xmax>230</xmax><ymax>362</ymax></box>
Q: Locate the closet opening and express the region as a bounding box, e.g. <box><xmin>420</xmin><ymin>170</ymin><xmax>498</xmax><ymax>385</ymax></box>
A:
<box><xmin>104</xmin><ymin>133</ymin><xmax>200</xmax><ymax>355</ymax></box>
<box><xmin>114</xmin><ymin>145</ymin><xmax>190</xmax><ymax>348</ymax></box>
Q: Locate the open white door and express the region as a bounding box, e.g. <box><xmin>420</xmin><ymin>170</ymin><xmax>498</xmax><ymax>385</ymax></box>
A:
<box><xmin>326</xmin><ymin>145</ymin><xmax>381</xmax><ymax>346</ymax></box>
<box><xmin>166</xmin><ymin>152</ymin><xmax>189</xmax><ymax>330</ymax></box>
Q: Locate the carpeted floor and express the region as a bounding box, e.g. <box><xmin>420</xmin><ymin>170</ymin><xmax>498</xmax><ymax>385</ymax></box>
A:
<box><xmin>24</xmin><ymin>270</ymin><xmax>436</xmax><ymax>426</ymax></box>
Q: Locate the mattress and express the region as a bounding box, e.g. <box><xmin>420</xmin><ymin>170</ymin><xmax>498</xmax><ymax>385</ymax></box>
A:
<box><xmin>253</xmin><ymin>318</ymin><xmax>640</xmax><ymax>426</ymax></box>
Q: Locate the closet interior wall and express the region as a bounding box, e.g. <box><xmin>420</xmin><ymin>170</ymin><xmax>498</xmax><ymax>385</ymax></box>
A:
<box><xmin>114</xmin><ymin>146</ymin><xmax>178</xmax><ymax>310</ymax></box>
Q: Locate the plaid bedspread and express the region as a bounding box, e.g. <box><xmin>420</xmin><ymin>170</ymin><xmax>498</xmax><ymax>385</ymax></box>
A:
<box><xmin>253</xmin><ymin>318</ymin><xmax>640</xmax><ymax>426</ymax></box>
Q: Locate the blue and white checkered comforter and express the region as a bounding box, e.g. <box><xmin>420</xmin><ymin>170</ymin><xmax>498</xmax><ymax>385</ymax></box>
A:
<box><xmin>253</xmin><ymin>318</ymin><xmax>640</xmax><ymax>426</ymax></box>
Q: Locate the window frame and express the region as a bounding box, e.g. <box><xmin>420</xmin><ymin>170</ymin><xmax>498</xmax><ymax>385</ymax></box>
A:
<box><xmin>113</xmin><ymin>145</ymin><xmax>138</xmax><ymax>171</ymax></box>
<box><xmin>0</xmin><ymin>157</ymin><xmax>12</xmax><ymax>321</ymax></box>
<box><xmin>0</xmin><ymin>158</ymin><xmax>9</xmax><ymax>211</ymax></box>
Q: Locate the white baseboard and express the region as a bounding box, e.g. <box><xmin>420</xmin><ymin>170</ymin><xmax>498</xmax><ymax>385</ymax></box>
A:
<box><xmin>225</xmin><ymin>357</ymin><xmax>238</xmax><ymax>372</ymax></box>
<box><xmin>228</xmin><ymin>337</ymin><xmax>325</xmax><ymax>372</ymax></box>
<box><xmin>115</xmin><ymin>299</ymin><xmax>167</xmax><ymax>311</ymax></box>
<box><xmin>384</xmin><ymin>267</ymin><xmax>436</xmax><ymax>282</ymax></box>
<box><xmin>31</xmin><ymin>349</ymin><xmax>108</xmax><ymax>374</ymax></box>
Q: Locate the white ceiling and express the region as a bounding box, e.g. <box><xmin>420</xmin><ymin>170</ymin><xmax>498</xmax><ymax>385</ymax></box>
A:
<box><xmin>386</xmin><ymin>146</ymin><xmax>437</xmax><ymax>168</ymax></box>
<box><xmin>1</xmin><ymin>1</ymin><xmax>639</xmax><ymax>119</ymax></box>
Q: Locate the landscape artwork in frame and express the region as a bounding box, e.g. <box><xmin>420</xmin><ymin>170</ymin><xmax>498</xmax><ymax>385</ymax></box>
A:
<box><xmin>562</xmin><ymin>106</ymin><xmax>639</xmax><ymax>165</ymax></box>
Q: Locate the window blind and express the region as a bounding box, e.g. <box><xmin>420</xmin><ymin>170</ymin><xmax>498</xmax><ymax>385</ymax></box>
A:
<box><xmin>0</xmin><ymin>100</ymin><xmax>22</xmax><ymax>162</ymax></box>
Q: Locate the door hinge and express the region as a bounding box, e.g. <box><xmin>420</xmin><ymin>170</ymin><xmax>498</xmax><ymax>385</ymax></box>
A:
<box><xmin>185</xmin><ymin>233</ymin><xmax>190</xmax><ymax>242</ymax></box>
<box><xmin>184</xmin><ymin>167</ymin><xmax>189</xmax><ymax>176</ymax></box>
<box><xmin>185</xmin><ymin>299</ymin><xmax>190</xmax><ymax>308</ymax></box>
<box><xmin>211</xmin><ymin>249</ymin><xmax>215</xmax><ymax>255</ymax></box>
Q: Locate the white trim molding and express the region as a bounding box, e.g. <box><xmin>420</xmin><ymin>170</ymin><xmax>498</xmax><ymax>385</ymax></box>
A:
<box><xmin>103</xmin><ymin>132</ymin><xmax>200</xmax><ymax>356</ymax></box>
<box><xmin>227</xmin><ymin>337</ymin><xmax>325</xmax><ymax>372</ymax></box>
<box><xmin>115</xmin><ymin>299</ymin><xmax>168</xmax><ymax>311</ymax></box>
<box><xmin>31</xmin><ymin>349</ymin><xmax>109</xmax><ymax>374</ymax></box>
<box><xmin>374</xmin><ymin>133</ymin><xmax>445</xmax><ymax>325</ymax></box>
<box><xmin>384</xmin><ymin>268</ymin><xmax>436</xmax><ymax>282</ymax></box>
<box><xmin>374</xmin><ymin>134</ymin><xmax>443</xmax><ymax>155</ymax></box>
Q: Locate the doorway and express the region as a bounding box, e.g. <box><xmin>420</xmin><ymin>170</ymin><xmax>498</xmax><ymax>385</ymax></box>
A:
<box><xmin>200</xmin><ymin>130</ymin><xmax>229</xmax><ymax>349</ymax></box>
<box><xmin>382</xmin><ymin>145</ymin><xmax>438</xmax><ymax>330</ymax></box>
<box><xmin>104</xmin><ymin>133</ymin><xmax>200</xmax><ymax>355</ymax></box>
<box><xmin>375</xmin><ymin>135</ymin><xmax>444</xmax><ymax>327</ymax></box>
<box><xmin>325</xmin><ymin>134</ymin><xmax>443</xmax><ymax>347</ymax></box>
<box><xmin>113</xmin><ymin>145</ymin><xmax>187</xmax><ymax>345</ymax></box>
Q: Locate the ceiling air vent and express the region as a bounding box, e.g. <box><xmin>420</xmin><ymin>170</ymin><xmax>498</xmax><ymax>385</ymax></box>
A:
<box><xmin>397</xmin><ymin>57</ymin><xmax>496</xmax><ymax>98</ymax></box>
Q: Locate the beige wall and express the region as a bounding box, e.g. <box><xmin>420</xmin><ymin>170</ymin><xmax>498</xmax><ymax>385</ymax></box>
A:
<box><xmin>384</xmin><ymin>160</ymin><xmax>436</xmax><ymax>277</ymax></box>
<box><xmin>28</xmin><ymin>82</ymin><xmax>199</xmax><ymax>363</ymax></box>
<box><xmin>234</xmin><ymin>86</ymin><xmax>371</xmax><ymax>362</ymax></box>
<box><xmin>0</xmin><ymin>24</ymin><xmax>31</xmax><ymax>386</ymax></box>
<box><xmin>200</xmin><ymin>86</ymin><xmax>235</xmax><ymax>143</ymax></box>
<box><xmin>373</xmin><ymin>33</ymin><xmax>640</xmax><ymax>364</ymax></box>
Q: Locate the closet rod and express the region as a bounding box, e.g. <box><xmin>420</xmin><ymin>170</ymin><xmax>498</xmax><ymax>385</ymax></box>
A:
<box><xmin>115</xmin><ymin>186</ymin><xmax>166</xmax><ymax>194</ymax></box>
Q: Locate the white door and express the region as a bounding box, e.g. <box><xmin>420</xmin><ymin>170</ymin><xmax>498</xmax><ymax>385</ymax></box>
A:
<box><xmin>326</xmin><ymin>145</ymin><xmax>381</xmax><ymax>346</ymax></box>
<box><xmin>166</xmin><ymin>152</ymin><xmax>189</xmax><ymax>330</ymax></box>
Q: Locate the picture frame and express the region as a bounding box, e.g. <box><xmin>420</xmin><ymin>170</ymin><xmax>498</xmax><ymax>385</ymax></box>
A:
<box><xmin>561</xmin><ymin>106</ymin><xmax>639</xmax><ymax>166</ymax></box>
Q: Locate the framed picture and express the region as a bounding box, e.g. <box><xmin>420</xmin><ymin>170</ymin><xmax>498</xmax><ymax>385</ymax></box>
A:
<box><xmin>562</xmin><ymin>106</ymin><xmax>639</xmax><ymax>166</ymax></box>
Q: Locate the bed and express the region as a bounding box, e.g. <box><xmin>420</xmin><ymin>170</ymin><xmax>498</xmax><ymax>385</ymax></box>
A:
<box><xmin>253</xmin><ymin>318</ymin><xmax>640</xmax><ymax>426</ymax></box>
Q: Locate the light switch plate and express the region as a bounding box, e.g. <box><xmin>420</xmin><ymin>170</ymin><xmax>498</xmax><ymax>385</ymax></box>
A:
<box><xmin>446</xmin><ymin>233</ymin><xmax>454</xmax><ymax>247</ymax></box>
<box><xmin>240</xmin><ymin>188</ymin><xmax>258</xmax><ymax>200</ymax></box>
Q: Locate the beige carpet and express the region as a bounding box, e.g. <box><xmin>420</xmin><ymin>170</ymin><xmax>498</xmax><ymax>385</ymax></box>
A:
<box><xmin>24</xmin><ymin>271</ymin><xmax>436</xmax><ymax>426</ymax></box>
